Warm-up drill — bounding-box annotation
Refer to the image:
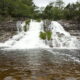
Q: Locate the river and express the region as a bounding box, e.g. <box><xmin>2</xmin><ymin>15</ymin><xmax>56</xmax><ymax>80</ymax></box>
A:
<box><xmin>0</xmin><ymin>49</ymin><xmax>80</xmax><ymax>80</ymax></box>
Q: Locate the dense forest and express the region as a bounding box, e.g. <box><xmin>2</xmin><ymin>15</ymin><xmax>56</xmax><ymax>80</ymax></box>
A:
<box><xmin>0</xmin><ymin>0</ymin><xmax>36</xmax><ymax>21</ymax></box>
<box><xmin>0</xmin><ymin>0</ymin><xmax>80</xmax><ymax>22</ymax></box>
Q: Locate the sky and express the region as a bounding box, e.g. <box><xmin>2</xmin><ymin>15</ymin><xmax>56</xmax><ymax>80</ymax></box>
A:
<box><xmin>33</xmin><ymin>0</ymin><xmax>78</xmax><ymax>7</ymax></box>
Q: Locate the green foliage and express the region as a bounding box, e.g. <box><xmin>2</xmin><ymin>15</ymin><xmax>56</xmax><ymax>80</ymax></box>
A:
<box><xmin>63</xmin><ymin>2</ymin><xmax>80</xmax><ymax>22</ymax></box>
<box><xmin>39</xmin><ymin>31</ymin><xmax>52</xmax><ymax>40</ymax></box>
<box><xmin>40</xmin><ymin>32</ymin><xmax>46</xmax><ymax>40</ymax></box>
<box><xmin>41</xmin><ymin>1</ymin><xmax>64</xmax><ymax>20</ymax></box>
<box><xmin>51</xmin><ymin>7</ymin><xmax>64</xmax><ymax>20</ymax></box>
<box><xmin>0</xmin><ymin>0</ymin><xmax>80</xmax><ymax>22</ymax></box>
<box><xmin>25</xmin><ymin>19</ymin><xmax>30</xmax><ymax>25</ymax></box>
<box><xmin>39</xmin><ymin>0</ymin><xmax>80</xmax><ymax>22</ymax></box>
<box><xmin>0</xmin><ymin>0</ymin><xmax>35</xmax><ymax>19</ymax></box>
<box><xmin>42</xmin><ymin>3</ymin><xmax>54</xmax><ymax>20</ymax></box>
<box><xmin>0</xmin><ymin>15</ymin><xmax>5</xmax><ymax>22</ymax></box>
<box><xmin>35</xmin><ymin>18</ymin><xmax>41</xmax><ymax>22</ymax></box>
<box><xmin>55</xmin><ymin>0</ymin><xmax>64</xmax><ymax>8</ymax></box>
<box><xmin>46</xmin><ymin>31</ymin><xmax>52</xmax><ymax>40</ymax></box>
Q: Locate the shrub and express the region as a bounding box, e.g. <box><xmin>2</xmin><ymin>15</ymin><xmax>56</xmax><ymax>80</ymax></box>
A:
<box><xmin>35</xmin><ymin>18</ymin><xmax>41</xmax><ymax>22</ymax></box>
<box><xmin>39</xmin><ymin>32</ymin><xmax>46</xmax><ymax>40</ymax></box>
<box><xmin>25</xmin><ymin>19</ymin><xmax>30</xmax><ymax>25</ymax></box>
<box><xmin>46</xmin><ymin>31</ymin><xmax>52</xmax><ymax>40</ymax></box>
<box><xmin>40</xmin><ymin>31</ymin><xmax>52</xmax><ymax>40</ymax></box>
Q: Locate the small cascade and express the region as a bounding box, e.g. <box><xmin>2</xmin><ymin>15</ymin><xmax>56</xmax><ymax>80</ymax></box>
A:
<box><xmin>51</xmin><ymin>21</ymin><xmax>79</xmax><ymax>49</ymax></box>
<box><xmin>16</xmin><ymin>21</ymin><xmax>26</xmax><ymax>33</ymax></box>
<box><xmin>0</xmin><ymin>20</ymin><xmax>79</xmax><ymax>49</ymax></box>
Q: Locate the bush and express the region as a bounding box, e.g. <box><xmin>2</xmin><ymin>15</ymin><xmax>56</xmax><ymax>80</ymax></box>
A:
<box><xmin>39</xmin><ymin>32</ymin><xmax>46</xmax><ymax>40</ymax></box>
<box><xmin>0</xmin><ymin>15</ymin><xmax>5</xmax><ymax>22</ymax></box>
<box><xmin>35</xmin><ymin>18</ymin><xmax>41</xmax><ymax>22</ymax></box>
<box><xmin>39</xmin><ymin>31</ymin><xmax>52</xmax><ymax>40</ymax></box>
<box><xmin>25</xmin><ymin>19</ymin><xmax>30</xmax><ymax>25</ymax></box>
<box><xmin>46</xmin><ymin>31</ymin><xmax>52</xmax><ymax>40</ymax></box>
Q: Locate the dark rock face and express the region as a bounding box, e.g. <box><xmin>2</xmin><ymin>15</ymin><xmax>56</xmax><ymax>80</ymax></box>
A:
<box><xmin>0</xmin><ymin>21</ymin><xmax>17</xmax><ymax>31</ymax></box>
<box><xmin>58</xmin><ymin>20</ymin><xmax>80</xmax><ymax>31</ymax></box>
<box><xmin>0</xmin><ymin>21</ymin><xmax>17</xmax><ymax>42</ymax></box>
<box><xmin>0</xmin><ymin>31</ymin><xmax>16</xmax><ymax>42</ymax></box>
<box><xmin>58</xmin><ymin>20</ymin><xmax>80</xmax><ymax>37</ymax></box>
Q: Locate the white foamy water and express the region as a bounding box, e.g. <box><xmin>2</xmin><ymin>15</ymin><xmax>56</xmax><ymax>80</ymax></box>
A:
<box><xmin>0</xmin><ymin>20</ymin><xmax>79</xmax><ymax>49</ymax></box>
<box><xmin>51</xmin><ymin>21</ymin><xmax>79</xmax><ymax>49</ymax></box>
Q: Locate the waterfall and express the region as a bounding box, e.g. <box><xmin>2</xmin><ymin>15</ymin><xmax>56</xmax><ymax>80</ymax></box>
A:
<box><xmin>0</xmin><ymin>20</ymin><xmax>79</xmax><ymax>49</ymax></box>
<box><xmin>51</xmin><ymin>21</ymin><xmax>79</xmax><ymax>49</ymax></box>
<box><xmin>16</xmin><ymin>21</ymin><xmax>26</xmax><ymax>33</ymax></box>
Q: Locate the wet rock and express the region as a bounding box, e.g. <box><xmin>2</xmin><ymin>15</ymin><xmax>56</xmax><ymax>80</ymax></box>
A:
<box><xmin>0</xmin><ymin>21</ymin><xmax>17</xmax><ymax>31</ymax></box>
<box><xmin>4</xmin><ymin>76</ymin><xmax>16</xmax><ymax>80</ymax></box>
<box><xmin>0</xmin><ymin>21</ymin><xmax>18</xmax><ymax>42</ymax></box>
<box><xmin>58</xmin><ymin>20</ymin><xmax>80</xmax><ymax>39</ymax></box>
<box><xmin>43</xmin><ymin>19</ymin><xmax>52</xmax><ymax>32</ymax></box>
<box><xmin>0</xmin><ymin>31</ymin><xmax>16</xmax><ymax>42</ymax></box>
<box><xmin>58</xmin><ymin>20</ymin><xmax>80</xmax><ymax>31</ymax></box>
<box><xmin>65</xmin><ymin>77</ymin><xmax>77</xmax><ymax>80</ymax></box>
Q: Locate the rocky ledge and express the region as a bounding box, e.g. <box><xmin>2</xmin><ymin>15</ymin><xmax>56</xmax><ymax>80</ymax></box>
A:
<box><xmin>58</xmin><ymin>20</ymin><xmax>80</xmax><ymax>36</ymax></box>
<box><xmin>0</xmin><ymin>20</ymin><xmax>80</xmax><ymax>42</ymax></box>
<box><xmin>0</xmin><ymin>20</ymin><xmax>17</xmax><ymax>42</ymax></box>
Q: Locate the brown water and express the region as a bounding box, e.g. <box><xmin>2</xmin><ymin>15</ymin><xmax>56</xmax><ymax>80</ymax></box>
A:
<box><xmin>0</xmin><ymin>49</ymin><xmax>80</xmax><ymax>80</ymax></box>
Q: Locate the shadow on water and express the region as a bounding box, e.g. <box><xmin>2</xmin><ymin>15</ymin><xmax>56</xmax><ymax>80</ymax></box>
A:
<box><xmin>0</xmin><ymin>49</ymin><xmax>80</xmax><ymax>80</ymax></box>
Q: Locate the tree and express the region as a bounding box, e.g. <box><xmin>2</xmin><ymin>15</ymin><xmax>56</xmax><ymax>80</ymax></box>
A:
<box><xmin>55</xmin><ymin>0</ymin><xmax>64</xmax><ymax>9</ymax></box>
<box><xmin>42</xmin><ymin>3</ymin><xmax>54</xmax><ymax>20</ymax></box>
<box><xmin>51</xmin><ymin>7</ymin><xmax>64</xmax><ymax>20</ymax></box>
<box><xmin>63</xmin><ymin>2</ymin><xmax>80</xmax><ymax>21</ymax></box>
<box><xmin>0</xmin><ymin>0</ymin><xmax>36</xmax><ymax>19</ymax></box>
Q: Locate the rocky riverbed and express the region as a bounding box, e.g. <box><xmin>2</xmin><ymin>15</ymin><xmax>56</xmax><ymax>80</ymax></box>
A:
<box><xmin>0</xmin><ymin>49</ymin><xmax>80</xmax><ymax>80</ymax></box>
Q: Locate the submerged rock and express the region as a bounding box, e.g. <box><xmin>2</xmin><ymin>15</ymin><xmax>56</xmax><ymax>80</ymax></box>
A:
<box><xmin>65</xmin><ymin>77</ymin><xmax>77</xmax><ymax>80</ymax></box>
<box><xmin>4</xmin><ymin>76</ymin><xmax>16</xmax><ymax>80</ymax></box>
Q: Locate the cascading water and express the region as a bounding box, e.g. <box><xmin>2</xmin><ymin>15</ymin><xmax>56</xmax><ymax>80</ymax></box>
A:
<box><xmin>0</xmin><ymin>20</ymin><xmax>79</xmax><ymax>49</ymax></box>
<box><xmin>51</xmin><ymin>21</ymin><xmax>79</xmax><ymax>49</ymax></box>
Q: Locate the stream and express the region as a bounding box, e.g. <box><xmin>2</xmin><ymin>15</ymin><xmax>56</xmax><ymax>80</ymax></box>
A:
<box><xmin>0</xmin><ymin>49</ymin><xmax>80</xmax><ymax>80</ymax></box>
